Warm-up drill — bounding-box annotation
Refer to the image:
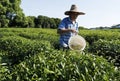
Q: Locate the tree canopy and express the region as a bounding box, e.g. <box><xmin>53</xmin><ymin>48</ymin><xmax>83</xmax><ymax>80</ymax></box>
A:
<box><xmin>0</xmin><ymin>0</ymin><xmax>61</xmax><ymax>28</ymax></box>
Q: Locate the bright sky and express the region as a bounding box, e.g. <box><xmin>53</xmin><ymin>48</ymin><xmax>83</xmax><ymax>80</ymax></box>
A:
<box><xmin>20</xmin><ymin>0</ymin><xmax>120</xmax><ymax>28</ymax></box>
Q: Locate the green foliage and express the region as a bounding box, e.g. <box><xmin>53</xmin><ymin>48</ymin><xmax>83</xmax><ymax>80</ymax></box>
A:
<box><xmin>89</xmin><ymin>39</ymin><xmax>120</xmax><ymax>67</ymax></box>
<box><xmin>35</xmin><ymin>15</ymin><xmax>61</xmax><ymax>28</ymax></box>
<box><xmin>26</xmin><ymin>16</ymin><xmax>36</xmax><ymax>27</ymax></box>
<box><xmin>80</xmin><ymin>29</ymin><xmax>120</xmax><ymax>68</ymax></box>
<box><xmin>1</xmin><ymin>50</ymin><xmax>118</xmax><ymax>81</ymax></box>
<box><xmin>0</xmin><ymin>0</ymin><xmax>25</xmax><ymax>27</ymax></box>
<box><xmin>80</xmin><ymin>29</ymin><xmax>120</xmax><ymax>45</ymax></box>
<box><xmin>0</xmin><ymin>36</ymin><xmax>51</xmax><ymax>65</ymax></box>
<box><xmin>0</xmin><ymin>28</ymin><xmax>119</xmax><ymax>81</ymax></box>
<box><xmin>0</xmin><ymin>0</ymin><xmax>61</xmax><ymax>28</ymax></box>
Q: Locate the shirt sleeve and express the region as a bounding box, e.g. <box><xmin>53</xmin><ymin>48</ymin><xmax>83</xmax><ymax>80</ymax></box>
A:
<box><xmin>58</xmin><ymin>19</ymin><xmax>66</xmax><ymax>30</ymax></box>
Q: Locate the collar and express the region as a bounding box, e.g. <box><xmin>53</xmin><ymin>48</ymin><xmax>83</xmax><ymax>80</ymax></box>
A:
<box><xmin>68</xmin><ymin>17</ymin><xmax>77</xmax><ymax>24</ymax></box>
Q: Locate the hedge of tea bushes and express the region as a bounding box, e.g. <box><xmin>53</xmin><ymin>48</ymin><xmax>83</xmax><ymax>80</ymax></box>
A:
<box><xmin>80</xmin><ymin>29</ymin><xmax>120</xmax><ymax>45</ymax></box>
<box><xmin>0</xmin><ymin>28</ymin><xmax>119</xmax><ymax>66</ymax></box>
<box><xmin>0</xmin><ymin>36</ymin><xmax>51</xmax><ymax>65</ymax></box>
<box><xmin>89</xmin><ymin>39</ymin><xmax>120</xmax><ymax>67</ymax></box>
<box><xmin>0</xmin><ymin>28</ymin><xmax>120</xmax><ymax>81</ymax></box>
<box><xmin>79</xmin><ymin>29</ymin><xmax>120</xmax><ymax>68</ymax></box>
<box><xmin>18</xmin><ymin>30</ymin><xmax>60</xmax><ymax>49</ymax></box>
<box><xmin>0</xmin><ymin>50</ymin><xmax>119</xmax><ymax>81</ymax></box>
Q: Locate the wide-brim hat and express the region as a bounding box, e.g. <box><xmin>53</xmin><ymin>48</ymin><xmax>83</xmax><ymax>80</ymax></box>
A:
<box><xmin>65</xmin><ymin>4</ymin><xmax>85</xmax><ymax>15</ymax></box>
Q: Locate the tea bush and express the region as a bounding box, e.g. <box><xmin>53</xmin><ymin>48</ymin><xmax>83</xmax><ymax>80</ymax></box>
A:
<box><xmin>80</xmin><ymin>29</ymin><xmax>120</xmax><ymax>45</ymax></box>
<box><xmin>0</xmin><ymin>28</ymin><xmax>120</xmax><ymax>81</ymax></box>
<box><xmin>0</xmin><ymin>36</ymin><xmax>51</xmax><ymax>65</ymax></box>
<box><xmin>2</xmin><ymin>50</ymin><xmax>119</xmax><ymax>81</ymax></box>
<box><xmin>89</xmin><ymin>39</ymin><xmax>120</xmax><ymax>67</ymax></box>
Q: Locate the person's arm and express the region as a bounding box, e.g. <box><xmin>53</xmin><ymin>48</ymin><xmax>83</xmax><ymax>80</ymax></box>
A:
<box><xmin>57</xmin><ymin>28</ymin><xmax>77</xmax><ymax>34</ymax></box>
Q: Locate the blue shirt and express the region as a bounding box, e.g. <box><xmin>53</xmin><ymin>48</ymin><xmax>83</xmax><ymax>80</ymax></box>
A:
<box><xmin>58</xmin><ymin>17</ymin><xmax>79</xmax><ymax>47</ymax></box>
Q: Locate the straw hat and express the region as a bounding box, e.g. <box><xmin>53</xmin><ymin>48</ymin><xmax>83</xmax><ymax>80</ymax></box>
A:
<box><xmin>65</xmin><ymin>4</ymin><xmax>85</xmax><ymax>15</ymax></box>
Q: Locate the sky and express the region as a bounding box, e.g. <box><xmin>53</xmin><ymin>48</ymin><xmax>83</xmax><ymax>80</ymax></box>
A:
<box><xmin>20</xmin><ymin>0</ymin><xmax>120</xmax><ymax>28</ymax></box>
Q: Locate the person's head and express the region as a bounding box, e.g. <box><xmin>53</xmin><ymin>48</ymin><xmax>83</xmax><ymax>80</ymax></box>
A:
<box><xmin>64</xmin><ymin>4</ymin><xmax>85</xmax><ymax>21</ymax></box>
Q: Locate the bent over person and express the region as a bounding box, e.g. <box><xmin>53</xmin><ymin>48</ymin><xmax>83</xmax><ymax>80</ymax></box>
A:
<box><xmin>57</xmin><ymin>4</ymin><xmax>85</xmax><ymax>50</ymax></box>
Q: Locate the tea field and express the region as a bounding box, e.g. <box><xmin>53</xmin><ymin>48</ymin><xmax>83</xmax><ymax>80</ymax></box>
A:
<box><xmin>0</xmin><ymin>28</ymin><xmax>120</xmax><ymax>81</ymax></box>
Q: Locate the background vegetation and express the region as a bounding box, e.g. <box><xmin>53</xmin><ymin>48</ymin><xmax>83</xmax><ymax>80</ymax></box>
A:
<box><xmin>0</xmin><ymin>28</ymin><xmax>120</xmax><ymax>81</ymax></box>
<box><xmin>0</xmin><ymin>0</ymin><xmax>61</xmax><ymax>28</ymax></box>
<box><xmin>1</xmin><ymin>0</ymin><xmax>120</xmax><ymax>29</ymax></box>
<box><xmin>0</xmin><ymin>0</ymin><xmax>120</xmax><ymax>80</ymax></box>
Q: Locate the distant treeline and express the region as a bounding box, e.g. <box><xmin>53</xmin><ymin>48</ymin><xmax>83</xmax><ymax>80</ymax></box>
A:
<box><xmin>0</xmin><ymin>0</ymin><xmax>61</xmax><ymax>28</ymax></box>
<box><xmin>9</xmin><ymin>15</ymin><xmax>61</xmax><ymax>29</ymax></box>
<box><xmin>1</xmin><ymin>0</ymin><xmax>119</xmax><ymax>29</ymax></box>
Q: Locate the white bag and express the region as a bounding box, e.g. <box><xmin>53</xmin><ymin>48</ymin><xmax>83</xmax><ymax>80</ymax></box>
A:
<box><xmin>68</xmin><ymin>35</ymin><xmax>86</xmax><ymax>51</ymax></box>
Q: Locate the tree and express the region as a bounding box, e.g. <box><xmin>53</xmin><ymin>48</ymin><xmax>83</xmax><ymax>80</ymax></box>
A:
<box><xmin>49</xmin><ymin>18</ymin><xmax>56</xmax><ymax>29</ymax></box>
<box><xmin>0</xmin><ymin>0</ymin><xmax>61</xmax><ymax>28</ymax></box>
<box><xmin>53</xmin><ymin>18</ymin><xmax>61</xmax><ymax>28</ymax></box>
<box><xmin>35</xmin><ymin>15</ymin><xmax>61</xmax><ymax>28</ymax></box>
<box><xmin>26</xmin><ymin>16</ymin><xmax>36</xmax><ymax>27</ymax></box>
<box><xmin>0</xmin><ymin>0</ymin><xmax>25</xmax><ymax>27</ymax></box>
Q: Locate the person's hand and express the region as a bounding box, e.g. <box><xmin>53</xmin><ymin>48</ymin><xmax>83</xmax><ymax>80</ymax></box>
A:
<box><xmin>69</xmin><ymin>29</ymin><xmax>78</xmax><ymax>34</ymax></box>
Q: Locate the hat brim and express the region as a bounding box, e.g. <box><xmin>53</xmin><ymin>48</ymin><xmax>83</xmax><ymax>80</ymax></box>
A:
<box><xmin>65</xmin><ymin>11</ymin><xmax>85</xmax><ymax>15</ymax></box>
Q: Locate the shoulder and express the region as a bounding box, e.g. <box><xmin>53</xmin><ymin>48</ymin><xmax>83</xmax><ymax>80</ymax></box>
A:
<box><xmin>62</xmin><ymin>17</ymin><xmax>69</xmax><ymax>22</ymax></box>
